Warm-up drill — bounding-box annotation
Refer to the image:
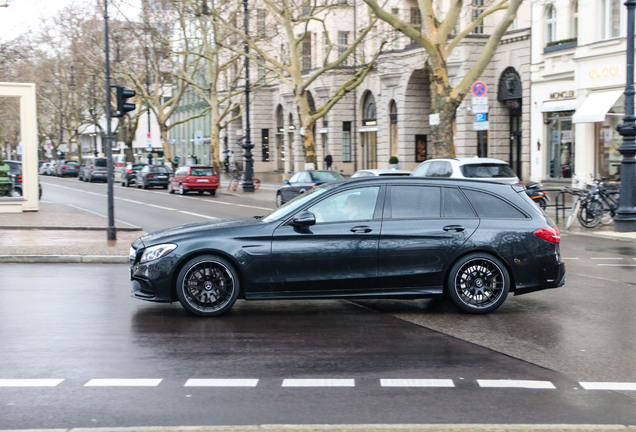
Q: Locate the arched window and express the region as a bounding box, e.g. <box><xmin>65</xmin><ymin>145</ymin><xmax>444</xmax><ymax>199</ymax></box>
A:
<box><xmin>546</xmin><ymin>5</ymin><xmax>557</xmax><ymax>44</ymax></box>
<box><xmin>362</xmin><ymin>92</ymin><xmax>376</xmax><ymax>126</ymax></box>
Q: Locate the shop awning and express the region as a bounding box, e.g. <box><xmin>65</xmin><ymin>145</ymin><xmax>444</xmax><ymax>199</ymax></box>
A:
<box><xmin>540</xmin><ymin>99</ymin><xmax>577</xmax><ymax>112</ymax></box>
<box><xmin>572</xmin><ymin>90</ymin><xmax>624</xmax><ymax>123</ymax></box>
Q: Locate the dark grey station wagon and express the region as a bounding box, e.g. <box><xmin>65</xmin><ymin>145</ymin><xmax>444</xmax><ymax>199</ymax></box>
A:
<box><xmin>130</xmin><ymin>177</ymin><xmax>565</xmax><ymax>316</ymax></box>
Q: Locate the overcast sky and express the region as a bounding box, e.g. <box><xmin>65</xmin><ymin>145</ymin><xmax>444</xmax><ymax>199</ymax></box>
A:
<box><xmin>0</xmin><ymin>0</ymin><xmax>64</xmax><ymax>41</ymax></box>
<box><xmin>0</xmin><ymin>0</ymin><xmax>139</xmax><ymax>42</ymax></box>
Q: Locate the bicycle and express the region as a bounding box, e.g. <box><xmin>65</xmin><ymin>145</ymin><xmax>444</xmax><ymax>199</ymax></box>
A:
<box><xmin>564</xmin><ymin>186</ymin><xmax>587</xmax><ymax>230</ymax></box>
<box><xmin>577</xmin><ymin>177</ymin><xmax>619</xmax><ymax>228</ymax></box>
<box><xmin>227</xmin><ymin>169</ymin><xmax>261</xmax><ymax>191</ymax></box>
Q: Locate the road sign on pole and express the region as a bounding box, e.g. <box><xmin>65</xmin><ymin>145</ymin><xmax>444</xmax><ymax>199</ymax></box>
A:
<box><xmin>471</xmin><ymin>81</ymin><xmax>488</xmax><ymax>97</ymax></box>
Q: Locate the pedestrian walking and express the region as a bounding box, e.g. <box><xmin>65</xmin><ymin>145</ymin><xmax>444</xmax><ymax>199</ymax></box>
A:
<box><xmin>324</xmin><ymin>153</ymin><xmax>333</xmax><ymax>170</ymax></box>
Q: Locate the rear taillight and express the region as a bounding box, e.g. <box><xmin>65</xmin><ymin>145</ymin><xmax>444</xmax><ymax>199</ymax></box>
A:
<box><xmin>17</xmin><ymin>174</ymin><xmax>22</xmax><ymax>183</ymax></box>
<box><xmin>534</xmin><ymin>227</ymin><xmax>560</xmax><ymax>244</ymax></box>
<box><xmin>127</xmin><ymin>169</ymin><xmax>134</xmax><ymax>174</ymax></box>
<box><xmin>147</xmin><ymin>174</ymin><xmax>155</xmax><ymax>178</ymax></box>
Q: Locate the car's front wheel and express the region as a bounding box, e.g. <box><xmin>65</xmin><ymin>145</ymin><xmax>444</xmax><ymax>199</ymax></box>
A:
<box><xmin>276</xmin><ymin>192</ymin><xmax>284</xmax><ymax>207</ymax></box>
<box><xmin>176</xmin><ymin>255</ymin><xmax>240</xmax><ymax>317</ymax></box>
<box><xmin>168</xmin><ymin>183</ymin><xmax>174</xmax><ymax>194</ymax></box>
<box><xmin>447</xmin><ymin>253</ymin><xmax>509</xmax><ymax>314</ymax></box>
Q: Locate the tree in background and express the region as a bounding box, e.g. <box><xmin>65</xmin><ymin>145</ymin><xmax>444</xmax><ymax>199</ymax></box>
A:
<box><xmin>226</xmin><ymin>0</ymin><xmax>385</xmax><ymax>167</ymax></box>
<box><xmin>363</xmin><ymin>0</ymin><xmax>523</xmax><ymax>157</ymax></box>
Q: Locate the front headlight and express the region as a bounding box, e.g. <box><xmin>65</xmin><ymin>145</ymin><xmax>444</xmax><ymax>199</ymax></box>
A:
<box><xmin>139</xmin><ymin>243</ymin><xmax>177</xmax><ymax>264</ymax></box>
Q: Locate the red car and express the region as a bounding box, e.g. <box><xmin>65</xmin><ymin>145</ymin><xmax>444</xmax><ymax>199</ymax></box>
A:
<box><xmin>168</xmin><ymin>165</ymin><xmax>219</xmax><ymax>196</ymax></box>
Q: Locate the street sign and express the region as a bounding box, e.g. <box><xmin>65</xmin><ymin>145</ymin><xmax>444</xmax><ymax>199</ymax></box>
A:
<box><xmin>473</xmin><ymin>121</ymin><xmax>490</xmax><ymax>131</ymax></box>
<box><xmin>472</xmin><ymin>104</ymin><xmax>489</xmax><ymax>114</ymax></box>
<box><xmin>194</xmin><ymin>130</ymin><xmax>203</xmax><ymax>145</ymax></box>
<box><xmin>471</xmin><ymin>81</ymin><xmax>488</xmax><ymax>97</ymax></box>
<box><xmin>475</xmin><ymin>113</ymin><xmax>487</xmax><ymax>122</ymax></box>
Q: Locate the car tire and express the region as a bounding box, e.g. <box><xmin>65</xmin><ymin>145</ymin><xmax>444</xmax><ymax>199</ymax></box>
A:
<box><xmin>179</xmin><ymin>184</ymin><xmax>185</xmax><ymax>195</ymax></box>
<box><xmin>446</xmin><ymin>253</ymin><xmax>510</xmax><ymax>314</ymax></box>
<box><xmin>176</xmin><ymin>254</ymin><xmax>240</xmax><ymax>317</ymax></box>
<box><xmin>276</xmin><ymin>192</ymin><xmax>284</xmax><ymax>207</ymax></box>
<box><xmin>209</xmin><ymin>189</ymin><xmax>216</xmax><ymax>197</ymax></box>
<box><xmin>168</xmin><ymin>183</ymin><xmax>174</xmax><ymax>194</ymax></box>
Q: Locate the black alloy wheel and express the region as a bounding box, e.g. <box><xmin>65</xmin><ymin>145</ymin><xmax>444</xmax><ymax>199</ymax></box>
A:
<box><xmin>447</xmin><ymin>253</ymin><xmax>510</xmax><ymax>314</ymax></box>
<box><xmin>176</xmin><ymin>255</ymin><xmax>240</xmax><ymax>317</ymax></box>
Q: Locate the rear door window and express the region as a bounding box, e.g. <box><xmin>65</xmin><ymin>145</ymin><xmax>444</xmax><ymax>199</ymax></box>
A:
<box><xmin>388</xmin><ymin>185</ymin><xmax>441</xmax><ymax>219</ymax></box>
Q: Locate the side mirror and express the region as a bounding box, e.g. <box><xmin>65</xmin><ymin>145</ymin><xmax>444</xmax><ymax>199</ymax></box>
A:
<box><xmin>291</xmin><ymin>211</ymin><xmax>316</xmax><ymax>227</ymax></box>
<box><xmin>284</xmin><ymin>179</ymin><xmax>290</xmax><ymax>185</ymax></box>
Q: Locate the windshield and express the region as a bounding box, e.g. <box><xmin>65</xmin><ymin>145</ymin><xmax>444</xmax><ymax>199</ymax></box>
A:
<box><xmin>461</xmin><ymin>163</ymin><xmax>516</xmax><ymax>179</ymax></box>
<box><xmin>262</xmin><ymin>185</ymin><xmax>332</xmax><ymax>222</ymax></box>
<box><xmin>95</xmin><ymin>159</ymin><xmax>108</xmax><ymax>167</ymax></box>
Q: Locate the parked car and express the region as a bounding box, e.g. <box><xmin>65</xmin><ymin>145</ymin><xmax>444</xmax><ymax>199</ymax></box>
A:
<box><xmin>4</xmin><ymin>160</ymin><xmax>42</xmax><ymax>199</ymax></box>
<box><xmin>276</xmin><ymin>170</ymin><xmax>344</xmax><ymax>206</ymax></box>
<box><xmin>411</xmin><ymin>157</ymin><xmax>521</xmax><ymax>184</ymax></box>
<box><xmin>39</xmin><ymin>162</ymin><xmax>54</xmax><ymax>175</ymax></box>
<box><xmin>351</xmin><ymin>168</ymin><xmax>412</xmax><ymax>177</ymax></box>
<box><xmin>54</xmin><ymin>159</ymin><xmax>80</xmax><ymax>177</ymax></box>
<box><xmin>79</xmin><ymin>157</ymin><xmax>109</xmax><ymax>182</ymax></box>
<box><xmin>136</xmin><ymin>164</ymin><xmax>172</xmax><ymax>189</ymax></box>
<box><xmin>120</xmin><ymin>162</ymin><xmax>147</xmax><ymax>187</ymax></box>
<box><xmin>130</xmin><ymin>176</ymin><xmax>566</xmax><ymax>317</ymax></box>
<box><xmin>168</xmin><ymin>165</ymin><xmax>219</xmax><ymax>196</ymax></box>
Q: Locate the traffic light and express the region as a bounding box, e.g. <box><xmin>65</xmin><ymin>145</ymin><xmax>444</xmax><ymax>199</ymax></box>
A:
<box><xmin>112</xmin><ymin>85</ymin><xmax>136</xmax><ymax>117</ymax></box>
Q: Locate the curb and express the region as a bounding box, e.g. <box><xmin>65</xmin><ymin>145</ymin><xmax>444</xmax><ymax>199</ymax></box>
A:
<box><xmin>0</xmin><ymin>255</ymin><xmax>129</xmax><ymax>264</ymax></box>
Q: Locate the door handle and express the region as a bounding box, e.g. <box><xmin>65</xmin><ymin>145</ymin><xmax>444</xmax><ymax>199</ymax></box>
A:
<box><xmin>443</xmin><ymin>225</ymin><xmax>465</xmax><ymax>232</ymax></box>
<box><xmin>350</xmin><ymin>226</ymin><xmax>372</xmax><ymax>233</ymax></box>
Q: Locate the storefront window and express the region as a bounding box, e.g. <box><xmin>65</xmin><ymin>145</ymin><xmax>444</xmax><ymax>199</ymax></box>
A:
<box><xmin>547</xmin><ymin>112</ymin><xmax>574</xmax><ymax>179</ymax></box>
<box><xmin>598</xmin><ymin>97</ymin><xmax>624</xmax><ymax>179</ymax></box>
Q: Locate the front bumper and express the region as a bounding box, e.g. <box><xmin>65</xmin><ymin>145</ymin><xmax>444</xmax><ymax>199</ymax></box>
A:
<box><xmin>129</xmin><ymin>242</ymin><xmax>177</xmax><ymax>303</ymax></box>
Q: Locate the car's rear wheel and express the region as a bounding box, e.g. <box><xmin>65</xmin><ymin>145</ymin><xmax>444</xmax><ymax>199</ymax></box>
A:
<box><xmin>447</xmin><ymin>253</ymin><xmax>509</xmax><ymax>314</ymax></box>
<box><xmin>209</xmin><ymin>189</ymin><xmax>216</xmax><ymax>196</ymax></box>
<box><xmin>176</xmin><ymin>255</ymin><xmax>239</xmax><ymax>317</ymax></box>
<box><xmin>179</xmin><ymin>184</ymin><xmax>185</xmax><ymax>195</ymax></box>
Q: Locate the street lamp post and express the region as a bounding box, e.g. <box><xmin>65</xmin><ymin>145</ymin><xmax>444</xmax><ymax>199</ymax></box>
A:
<box><xmin>104</xmin><ymin>0</ymin><xmax>116</xmax><ymax>241</ymax></box>
<box><xmin>241</xmin><ymin>0</ymin><xmax>255</xmax><ymax>192</ymax></box>
<box><xmin>615</xmin><ymin>0</ymin><xmax>636</xmax><ymax>232</ymax></box>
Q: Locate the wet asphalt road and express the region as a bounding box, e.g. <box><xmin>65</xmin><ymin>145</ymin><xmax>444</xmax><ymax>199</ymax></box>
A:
<box><xmin>1</xmin><ymin>260</ymin><xmax>636</xmax><ymax>429</ymax></box>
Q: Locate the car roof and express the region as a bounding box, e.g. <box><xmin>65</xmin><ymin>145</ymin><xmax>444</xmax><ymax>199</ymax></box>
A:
<box><xmin>354</xmin><ymin>169</ymin><xmax>411</xmax><ymax>175</ymax></box>
<box><xmin>444</xmin><ymin>157</ymin><xmax>510</xmax><ymax>165</ymax></box>
<box><xmin>341</xmin><ymin>174</ymin><xmax>521</xmax><ymax>189</ymax></box>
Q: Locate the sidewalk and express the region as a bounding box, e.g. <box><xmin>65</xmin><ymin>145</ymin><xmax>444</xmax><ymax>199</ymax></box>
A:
<box><xmin>0</xmin><ymin>172</ymin><xmax>285</xmax><ymax>264</ymax></box>
<box><xmin>2</xmin><ymin>173</ymin><xmax>636</xmax><ymax>264</ymax></box>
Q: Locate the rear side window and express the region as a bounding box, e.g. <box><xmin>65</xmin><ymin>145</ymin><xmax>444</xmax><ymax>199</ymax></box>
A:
<box><xmin>461</xmin><ymin>163</ymin><xmax>515</xmax><ymax>179</ymax></box>
<box><xmin>427</xmin><ymin>161</ymin><xmax>452</xmax><ymax>177</ymax></box>
<box><xmin>462</xmin><ymin>189</ymin><xmax>526</xmax><ymax>219</ymax></box>
<box><xmin>389</xmin><ymin>185</ymin><xmax>441</xmax><ymax>219</ymax></box>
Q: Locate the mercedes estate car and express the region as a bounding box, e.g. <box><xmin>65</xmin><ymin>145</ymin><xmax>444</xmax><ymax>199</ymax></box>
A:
<box><xmin>129</xmin><ymin>177</ymin><xmax>565</xmax><ymax>317</ymax></box>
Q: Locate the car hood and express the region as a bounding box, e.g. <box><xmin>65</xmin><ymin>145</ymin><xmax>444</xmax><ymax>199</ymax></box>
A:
<box><xmin>134</xmin><ymin>217</ymin><xmax>263</xmax><ymax>248</ymax></box>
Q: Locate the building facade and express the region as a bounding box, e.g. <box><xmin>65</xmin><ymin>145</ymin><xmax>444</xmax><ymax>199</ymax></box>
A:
<box><xmin>531</xmin><ymin>0</ymin><xmax>627</xmax><ymax>183</ymax></box>
<box><xmin>169</xmin><ymin>0</ymin><xmax>533</xmax><ymax>179</ymax></box>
